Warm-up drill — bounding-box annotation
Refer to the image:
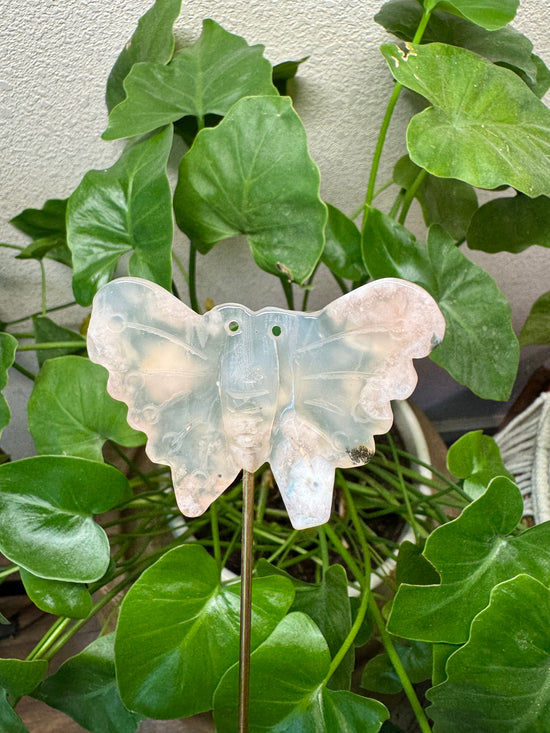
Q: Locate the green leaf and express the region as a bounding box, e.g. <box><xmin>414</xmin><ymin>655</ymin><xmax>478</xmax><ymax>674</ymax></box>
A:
<box><xmin>0</xmin><ymin>456</ymin><xmax>131</xmax><ymax>582</ymax></box>
<box><xmin>427</xmin><ymin>574</ymin><xmax>550</xmax><ymax>732</ymax></box>
<box><xmin>104</xmin><ymin>20</ymin><xmax>277</xmax><ymax>140</ymax></box>
<box><xmin>361</xmin><ymin>640</ymin><xmax>432</xmax><ymax>694</ymax></box>
<box><xmin>32</xmin><ymin>317</ymin><xmax>86</xmax><ymax>368</ymax></box>
<box><xmin>0</xmin><ymin>690</ymin><xmax>29</xmax><ymax>733</ymax></box>
<box><xmin>19</xmin><ymin>567</ymin><xmax>92</xmax><ymax>619</ymax></box>
<box><xmin>393</xmin><ymin>155</ymin><xmax>477</xmax><ymax>240</ymax></box>
<box><xmin>106</xmin><ymin>0</ymin><xmax>182</xmax><ymax>112</ymax></box>
<box><xmin>381</xmin><ymin>42</ymin><xmax>550</xmax><ymax>197</ymax></box>
<box><xmin>213</xmin><ymin>612</ymin><xmax>388</xmax><ymax>732</ymax></box>
<box><xmin>67</xmin><ymin>126</ymin><xmax>173</xmax><ymax>306</ymax></box>
<box><xmin>447</xmin><ymin>430</ymin><xmax>513</xmax><ymax>498</ymax></box>
<box><xmin>322</xmin><ymin>204</ymin><xmax>368</xmax><ymax>282</ymax></box>
<box><xmin>289</xmin><ymin>565</ymin><xmax>354</xmax><ymax>691</ymax></box>
<box><xmin>362</xmin><ymin>212</ymin><xmax>519</xmax><ymax>400</ymax></box>
<box><xmin>467</xmin><ymin>194</ymin><xmax>550</xmax><ymax>254</ymax></box>
<box><xmin>387</xmin><ymin>477</ymin><xmax>550</xmax><ymax>644</ymax></box>
<box><xmin>0</xmin><ymin>659</ymin><xmax>47</xmax><ymax>697</ymax></box>
<box><xmin>174</xmin><ymin>95</ymin><xmax>326</xmax><ymax>284</ymax></box>
<box><xmin>28</xmin><ymin>356</ymin><xmax>145</xmax><ymax>461</ymax></box>
<box><xmin>519</xmin><ymin>290</ymin><xmax>550</xmax><ymax>346</ymax></box>
<box><xmin>34</xmin><ymin>635</ymin><xmax>142</xmax><ymax>733</ymax></box>
<box><xmin>423</xmin><ymin>0</ymin><xmax>519</xmax><ymax>30</ymax></box>
<box><xmin>10</xmin><ymin>198</ymin><xmax>71</xmax><ymax>266</ymax></box>
<box><xmin>115</xmin><ymin>544</ymin><xmax>294</xmax><ymax>719</ymax></box>
<box><xmin>10</xmin><ymin>198</ymin><xmax>67</xmax><ymax>240</ymax></box>
<box><xmin>0</xmin><ymin>333</ymin><xmax>17</xmax><ymax>438</ymax></box>
<box><xmin>376</xmin><ymin>1</ymin><xmax>535</xmax><ymax>82</ymax></box>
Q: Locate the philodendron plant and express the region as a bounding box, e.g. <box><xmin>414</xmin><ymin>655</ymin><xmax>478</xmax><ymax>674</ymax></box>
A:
<box><xmin>1</xmin><ymin>0</ymin><xmax>550</xmax><ymax>731</ymax></box>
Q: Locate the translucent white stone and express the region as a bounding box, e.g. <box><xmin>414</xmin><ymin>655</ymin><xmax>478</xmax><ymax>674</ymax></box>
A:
<box><xmin>87</xmin><ymin>277</ymin><xmax>445</xmax><ymax>529</ymax></box>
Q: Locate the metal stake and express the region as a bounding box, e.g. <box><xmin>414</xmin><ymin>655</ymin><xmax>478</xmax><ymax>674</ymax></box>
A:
<box><xmin>238</xmin><ymin>469</ymin><xmax>254</xmax><ymax>733</ymax></box>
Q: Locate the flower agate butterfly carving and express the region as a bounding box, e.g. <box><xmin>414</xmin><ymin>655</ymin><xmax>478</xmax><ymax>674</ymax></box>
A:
<box><xmin>87</xmin><ymin>277</ymin><xmax>444</xmax><ymax>529</ymax></box>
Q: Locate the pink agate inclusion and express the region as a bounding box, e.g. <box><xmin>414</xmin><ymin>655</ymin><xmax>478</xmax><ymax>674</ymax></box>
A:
<box><xmin>87</xmin><ymin>277</ymin><xmax>444</xmax><ymax>529</ymax></box>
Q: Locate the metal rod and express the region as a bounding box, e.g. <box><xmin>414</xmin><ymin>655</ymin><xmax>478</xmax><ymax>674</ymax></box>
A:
<box><xmin>238</xmin><ymin>469</ymin><xmax>255</xmax><ymax>733</ymax></box>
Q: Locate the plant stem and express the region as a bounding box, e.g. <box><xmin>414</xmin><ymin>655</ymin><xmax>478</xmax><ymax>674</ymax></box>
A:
<box><xmin>369</xmin><ymin>597</ymin><xmax>432</xmax><ymax>733</ymax></box>
<box><xmin>323</xmin><ymin>524</ymin><xmax>364</xmax><ymax>581</ymax></box>
<box><xmin>280</xmin><ymin>277</ymin><xmax>295</xmax><ymax>310</ymax></box>
<box><xmin>4</xmin><ymin>300</ymin><xmax>78</xmax><ymax>327</ymax></box>
<box><xmin>172</xmin><ymin>250</ymin><xmax>190</xmax><ymax>285</ymax></box>
<box><xmin>0</xmin><ymin>565</ymin><xmax>18</xmax><ymax>581</ymax></box>
<box><xmin>17</xmin><ymin>340</ymin><xmax>87</xmax><ymax>351</ymax></box>
<box><xmin>210</xmin><ymin>502</ymin><xmax>221</xmax><ymax>567</ymax></box>
<box><xmin>26</xmin><ymin>617</ymin><xmax>72</xmax><ymax>661</ymax></box>
<box><xmin>362</xmin><ymin>8</ymin><xmax>431</xmax><ymax>216</ymax></box>
<box><xmin>39</xmin><ymin>259</ymin><xmax>47</xmax><ymax>317</ymax></box>
<box><xmin>12</xmin><ymin>362</ymin><xmax>36</xmax><ymax>380</ymax></box>
<box><xmin>398</xmin><ymin>168</ymin><xmax>428</xmax><ymax>225</ymax></box>
<box><xmin>188</xmin><ymin>243</ymin><xmax>201</xmax><ymax>314</ymax></box>
<box><xmin>364</xmin><ymin>82</ymin><xmax>404</xmax><ymax>212</ymax></box>
<box><xmin>331</xmin><ymin>272</ymin><xmax>349</xmax><ymax>295</ymax></box>
<box><xmin>318</xmin><ymin>526</ymin><xmax>329</xmax><ymax>575</ymax></box>
<box><xmin>342</xmin><ymin>473</ymin><xmax>432</xmax><ymax>732</ymax></box>
<box><xmin>239</xmin><ymin>469</ymin><xmax>255</xmax><ymax>733</ymax></box>
<box><xmin>0</xmin><ymin>243</ymin><xmax>24</xmax><ymax>251</ymax></box>
<box><xmin>323</xmin><ymin>569</ymin><xmax>370</xmax><ymax>686</ymax></box>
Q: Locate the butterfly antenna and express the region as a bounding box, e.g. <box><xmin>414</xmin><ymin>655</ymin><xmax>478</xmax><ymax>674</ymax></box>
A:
<box><xmin>239</xmin><ymin>468</ymin><xmax>255</xmax><ymax>733</ymax></box>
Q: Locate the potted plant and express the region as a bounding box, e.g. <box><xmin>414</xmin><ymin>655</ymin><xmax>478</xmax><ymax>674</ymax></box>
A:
<box><xmin>2</xmin><ymin>0</ymin><xmax>550</xmax><ymax>730</ymax></box>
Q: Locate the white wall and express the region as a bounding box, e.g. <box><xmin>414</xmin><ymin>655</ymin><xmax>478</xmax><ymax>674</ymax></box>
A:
<box><xmin>1</xmin><ymin>0</ymin><xmax>550</xmax><ymax>452</ymax></box>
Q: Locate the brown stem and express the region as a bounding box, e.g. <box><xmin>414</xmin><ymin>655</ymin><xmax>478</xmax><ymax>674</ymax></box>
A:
<box><xmin>239</xmin><ymin>469</ymin><xmax>255</xmax><ymax>732</ymax></box>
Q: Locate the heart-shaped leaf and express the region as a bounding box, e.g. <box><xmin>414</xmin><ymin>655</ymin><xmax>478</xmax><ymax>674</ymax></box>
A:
<box><xmin>0</xmin><ymin>659</ymin><xmax>47</xmax><ymax>698</ymax></box>
<box><xmin>387</xmin><ymin>477</ymin><xmax>550</xmax><ymax>644</ymax></box>
<box><xmin>28</xmin><ymin>356</ymin><xmax>145</xmax><ymax>461</ymax></box>
<box><xmin>519</xmin><ymin>290</ymin><xmax>550</xmax><ymax>346</ymax></box>
<box><xmin>67</xmin><ymin>126</ymin><xmax>173</xmax><ymax>305</ymax></box>
<box><xmin>362</xmin><ymin>212</ymin><xmax>518</xmax><ymax>400</ymax></box>
<box><xmin>115</xmin><ymin>544</ymin><xmax>294</xmax><ymax>719</ymax></box>
<box><xmin>0</xmin><ymin>456</ymin><xmax>131</xmax><ymax>582</ymax></box>
<box><xmin>104</xmin><ymin>19</ymin><xmax>277</xmax><ymax>140</ymax></box>
<box><xmin>376</xmin><ymin>1</ymin><xmax>535</xmax><ymax>83</ymax></box>
<box><xmin>213</xmin><ymin>612</ymin><xmax>388</xmax><ymax>732</ymax></box>
<box><xmin>428</xmin><ymin>574</ymin><xmax>550</xmax><ymax>732</ymax></box>
<box><xmin>0</xmin><ymin>333</ymin><xmax>17</xmax><ymax>437</ymax></box>
<box><xmin>393</xmin><ymin>156</ymin><xmax>477</xmax><ymax>240</ymax></box>
<box><xmin>106</xmin><ymin>0</ymin><xmax>182</xmax><ymax>112</ymax></box>
<box><xmin>467</xmin><ymin>194</ymin><xmax>550</xmax><ymax>253</ymax></box>
<box><xmin>382</xmin><ymin>42</ymin><xmax>550</xmax><ymax>196</ymax></box>
<box><xmin>322</xmin><ymin>204</ymin><xmax>368</xmax><ymax>282</ymax></box>
<box><xmin>32</xmin><ymin>317</ymin><xmax>86</xmax><ymax>368</ymax></box>
<box><xmin>34</xmin><ymin>635</ymin><xmax>142</xmax><ymax>733</ymax></box>
<box><xmin>174</xmin><ymin>95</ymin><xmax>326</xmax><ymax>284</ymax></box>
<box><xmin>424</xmin><ymin>0</ymin><xmax>518</xmax><ymax>30</ymax></box>
<box><xmin>19</xmin><ymin>568</ymin><xmax>93</xmax><ymax>619</ymax></box>
<box><xmin>446</xmin><ymin>430</ymin><xmax>513</xmax><ymax>499</ymax></box>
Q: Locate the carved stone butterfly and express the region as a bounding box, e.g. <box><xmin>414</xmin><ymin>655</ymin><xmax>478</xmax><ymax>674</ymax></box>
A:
<box><xmin>87</xmin><ymin>277</ymin><xmax>444</xmax><ymax>529</ymax></box>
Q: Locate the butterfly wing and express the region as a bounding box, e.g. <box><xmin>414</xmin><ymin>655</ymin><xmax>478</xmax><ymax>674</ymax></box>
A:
<box><xmin>87</xmin><ymin>277</ymin><xmax>241</xmax><ymax>516</ymax></box>
<box><xmin>269</xmin><ymin>278</ymin><xmax>445</xmax><ymax>529</ymax></box>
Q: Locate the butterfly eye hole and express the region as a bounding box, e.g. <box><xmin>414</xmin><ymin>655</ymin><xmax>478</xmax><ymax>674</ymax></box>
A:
<box><xmin>271</xmin><ymin>325</ymin><xmax>282</xmax><ymax>337</ymax></box>
<box><xmin>227</xmin><ymin>320</ymin><xmax>240</xmax><ymax>334</ymax></box>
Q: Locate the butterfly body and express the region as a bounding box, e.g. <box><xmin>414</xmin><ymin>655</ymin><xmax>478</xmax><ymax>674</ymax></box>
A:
<box><xmin>88</xmin><ymin>277</ymin><xmax>444</xmax><ymax>528</ymax></box>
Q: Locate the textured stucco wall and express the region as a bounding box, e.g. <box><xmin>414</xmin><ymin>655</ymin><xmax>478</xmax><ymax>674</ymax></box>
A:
<box><xmin>2</xmin><ymin>1</ymin><xmax>550</xmax><ymax>454</ymax></box>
